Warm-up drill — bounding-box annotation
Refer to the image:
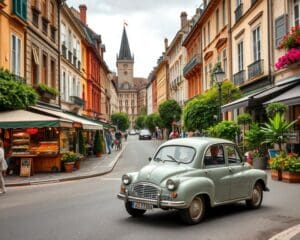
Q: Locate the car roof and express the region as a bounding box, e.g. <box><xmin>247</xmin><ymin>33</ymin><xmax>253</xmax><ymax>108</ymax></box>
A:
<box><xmin>160</xmin><ymin>137</ymin><xmax>234</xmax><ymax>149</ymax></box>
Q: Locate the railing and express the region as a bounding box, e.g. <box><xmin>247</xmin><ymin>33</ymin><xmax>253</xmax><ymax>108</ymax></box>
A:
<box><xmin>233</xmin><ymin>70</ymin><xmax>245</xmax><ymax>85</ymax></box>
<box><xmin>248</xmin><ymin>59</ymin><xmax>264</xmax><ymax>79</ymax></box>
<box><xmin>70</xmin><ymin>96</ymin><xmax>85</xmax><ymax>108</ymax></box>
<box><xmin>183</xmin><ymin>54</ymin><xmax>202</xmax><ymax>76</ymax></box>
<box><xmin>235</xmin><ymin>4</ymin><xmax>243</xmax><ymax>22</ymax></box>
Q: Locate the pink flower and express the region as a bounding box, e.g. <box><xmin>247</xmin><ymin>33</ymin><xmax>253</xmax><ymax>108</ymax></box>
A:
<box><xmin>275</xmin><ymin>48</ymin><xmax>300</xmax><ymax>70</ymax></box>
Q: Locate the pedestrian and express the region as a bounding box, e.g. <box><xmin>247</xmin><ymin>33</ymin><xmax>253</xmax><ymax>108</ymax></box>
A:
<box><xmin>124</xmin><ymin>131</ymin><xmax>128</xmax><ymax>141</ymax></box>
<box><xmin>0</xmin><ymin>139</ymin><xmax>8</xmax><ymax>194</ymax></box>
<box><xmin>105</xmin><ymin>130</ymin><xmax>113</xmax><ymax>154</ymax></box>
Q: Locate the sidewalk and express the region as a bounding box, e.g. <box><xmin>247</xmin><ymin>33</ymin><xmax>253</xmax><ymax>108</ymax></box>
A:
<box><xmin>4</xmin><ymin>142</ymin><xmax>127</xmax><ymax>187</ymax></box>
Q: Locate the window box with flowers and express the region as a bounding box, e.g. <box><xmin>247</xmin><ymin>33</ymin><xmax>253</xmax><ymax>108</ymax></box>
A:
<box><xmin>275</xmin><ymin>25</ymin><xmax>300</xmax><ymax>70</ymax></box>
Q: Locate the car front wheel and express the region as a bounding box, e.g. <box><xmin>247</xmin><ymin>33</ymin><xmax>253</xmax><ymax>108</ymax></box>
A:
<box><xmin>246</xmin><ymin>183</ymin><xmax>263</xmax><ymax>209</ymax></box>
<box><xmin>125</xmin><ymin>202</ymin><xmax>146</xmax><ymax>217</ymax></box>
<box><xmin>180</xmin><ymin>196</ymin><xmax>206</xmax><ymax>225</ymax></box>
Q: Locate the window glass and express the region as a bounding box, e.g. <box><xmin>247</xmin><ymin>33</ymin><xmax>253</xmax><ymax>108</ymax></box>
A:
<box><xmin>204</xmin><ymin>144</ymin><xmax>225</xmax><ymax>167</ymax></box>
<box><xmin>225</xmin><ymin>145</ymin><xmax>242</xmax><ymax>164</ymax></box>
<box><xmin>154</xmin><ymin>146</ymin><xmax>195</xmax><ymax>164</ymax></box>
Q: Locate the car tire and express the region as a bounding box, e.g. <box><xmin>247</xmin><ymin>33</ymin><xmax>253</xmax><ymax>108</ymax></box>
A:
<box><xmin>125</xmin><ymin>202</ymin><xmax>146</xmax><ymax>217</ymax></box>
<box><xmin>180</xmin><ymin>195</ymin><xmax>206</xmax><ymax>225</ymax></box>
<box><xmin>246</xmin><ymin>183</ymin><xmax>263</xmax><ymax>209</ymax></box>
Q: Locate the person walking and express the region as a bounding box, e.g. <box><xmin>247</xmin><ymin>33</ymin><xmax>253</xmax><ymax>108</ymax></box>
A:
<box><xmin>0</xmin><ymin>140</ymin><xmax>8</xmax><ymax>194</ymax></box>
<box><xmin>105</xmin><ymin>130</ymin><xmax>113</xmax><ymax>154</ymax></box>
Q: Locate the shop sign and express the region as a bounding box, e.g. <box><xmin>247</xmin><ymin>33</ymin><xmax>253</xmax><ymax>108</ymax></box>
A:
<box><xmin>20</xmin><ymin>158</ymin><xmax>32</xmax><ymax>177</ymax></box>
<box><xmin>72</xmin><ymin>122</ymin><xmax>82</xmax><ymax>128</ymax></box>
<box><xmin>285</xmin><ymin>131</ymin><xmax>300</xmax><ymax>144</ymax></box>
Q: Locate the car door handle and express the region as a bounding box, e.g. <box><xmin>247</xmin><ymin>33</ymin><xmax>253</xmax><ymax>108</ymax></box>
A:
<box><xmin>229</xmin><ymin>167</ymin><xmax>233</xmax><ymax>173</ymax></box>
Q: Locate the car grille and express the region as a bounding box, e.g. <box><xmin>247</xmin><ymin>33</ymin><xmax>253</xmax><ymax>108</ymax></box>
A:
<box><xmin>131</xmin><ymin>183</ymin><xmax>160</xmax><ymax>200</ymax></box>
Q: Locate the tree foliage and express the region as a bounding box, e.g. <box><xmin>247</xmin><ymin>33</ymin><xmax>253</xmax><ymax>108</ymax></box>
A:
<box><xmin>237</xmin><ymin>113</ymin><xmax>252</xmax><ymax>125</ymax></box>
<box><xmin>0</xmin><ymin>68</ymin><xmax>38</xmax><ymax>110</ymax></box>
<box><xmin>111</xmin><ymin>112</ymin><xmax>130</xmax><ymax>131</ymax></box>
<box><xmin>158</xmin><ymin>99</ymin><xmax>182</xmax><ymax>130</ymax></box>
<box><xmin>265</xmin><ymin>102</ymin><xmax>288</xmax><ymax>118</ymax></box>
<box><xmin>244</xmin><ymin>123</ymin><xmax>265</xmax><ymax>151</ymax></box>
<box><xmin>93</xmin><ymin>130</ymin><xmax>103</xmax><ymax>154</ymax></box>
<box><xmin>207</xmin><ymin>121</ymin><xmax>240</xmax><ymax>142</ymax></box>
<box><xmin>183</xmin><ymin>80</ymin><xmax>242</xmax><ymax>131</ymax></box>
<box><xmin>144</xmin><ymin>113</ymin><xmax>163</xmax><ymax>133</ymax></box>
<box><xmin>135</xmin><ymin>115</ymin><xmax>146</xmax><ymax>129</ymax></box>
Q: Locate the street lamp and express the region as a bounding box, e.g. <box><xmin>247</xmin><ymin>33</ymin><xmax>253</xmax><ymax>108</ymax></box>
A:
<box><xmin>214</xmin><ymin>65</ymin><xmax>225</xmax><ymax>122</ymax></box>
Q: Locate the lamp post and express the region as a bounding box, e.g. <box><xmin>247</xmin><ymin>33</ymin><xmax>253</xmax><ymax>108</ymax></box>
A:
<box><xmin>214</xmin><ymin>65</ymin><xmax>225</xmax><ymax>122</ymax></box>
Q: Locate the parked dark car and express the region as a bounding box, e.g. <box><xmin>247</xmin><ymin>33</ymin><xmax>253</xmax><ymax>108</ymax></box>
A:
<box><xmin>139</xmin><ymin>129</ymin><xmax>151</xmax><ymax>140</ymax></box>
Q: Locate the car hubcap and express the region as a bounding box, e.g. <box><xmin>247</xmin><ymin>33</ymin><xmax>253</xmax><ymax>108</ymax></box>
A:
<box><xmin>252</xmin><ymin>188</ymin><xmax>261</xmax><ymax>206</ymax></box>
<box><xmin>189</xmin><ymin>198</ymin><xmax>203</xmax><ymax>220</ymax></box>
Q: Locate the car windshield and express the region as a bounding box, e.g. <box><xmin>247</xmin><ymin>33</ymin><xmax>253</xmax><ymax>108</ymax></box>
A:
<box><xmin>153</xmin><ymin>145</ymin><xmax>195</xmax><ymax>164</ymax></box>
<box><xmin>140</xmin><ymin>130</ymin><xmax>150</xmax><ymax>135</ymax></box>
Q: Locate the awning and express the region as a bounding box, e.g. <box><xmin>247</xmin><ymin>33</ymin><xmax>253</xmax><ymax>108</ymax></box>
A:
<box><xmin>264</xmin><ymin>84</ymin><xmax>300</xmax><ymax>106</ymax></box>
<box><xmin>31</xmin><ymin>106</ymin><xmax>103</xmax><ymax>130</ymax></box>
<box><xmin>253</xmin><ymin>82</ymin><xmax>296</xmax><ymax>100</ymax></box>
<box><xmin>0</xmin><ymin>110</ymin><xmax>72</xmax><ymax>129</ymax></box>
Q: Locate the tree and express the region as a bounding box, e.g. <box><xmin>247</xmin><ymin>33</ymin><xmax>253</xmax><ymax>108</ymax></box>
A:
<box><xmin>144</xmin><ymin>113</ymin><xmax>163</xmax><ymax>133</ymax></box>
<box><xmin>261</xmin><ymin>113</ymin><xmax>297</xmax><ymax>151</ymax></box>
<box><xmin>183</xmin><ymin>80</ymin><xmax>242</xmax><ymax>131</ymax></box>
<box><xmin>135</xmin><ymin>115</ymin><xmax>146</xmax><ymax>129</ymax></box>
<box><xmin>78</xmin><ymin>130</ymin><xmax>86</xmax><ymax>155</ymax></box>
<box><xmin>265</xmin><ymin>102</ymin><xmax>288</xmax><ymax>118</ymax></box>
<box><xmin>0</xmin><ymin>68</ymin><xmax>38</xmax><ymax>110</ymax></box>
<box><xmin>207</xmin><ymin>121</ymin><xmax>240</xmax><ymax>142</ymax></box>
<box><xmin>111</xmin><ymin>112</ymin><xmax>130</xmax><ymax>131</ymax></box>
<box><xmin>93</xmin><ymin>130</ymin><xmax>103</xmax><ymax>155</ymax></box>
<box><xmin>158</xmin><ymin>99</ymin><xmax>182</xmax><ymax>130</ymax></box>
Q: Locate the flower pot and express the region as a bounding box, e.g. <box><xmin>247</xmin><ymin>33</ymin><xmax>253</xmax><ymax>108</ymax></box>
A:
<box><xmin>64</xmin><ymin>162</ymin><xmax>75</xmax><ymax>172</ymax></box>
<box><xmin>253</xmin><ymin>157</ymin><xmax>267</xmax><ymax>170</ymax></box>
<box><xmin>74</xmin><ymin>159</ymin><xmax>81</xmax><ymax>170</ymax></box>
<box><xmin>271</xmin><ymin>169</ymin><xmax>282</xmax><ymax>181</ymax></box>
<box><xmin>282</xmin><ymin>171</ymin><xmax>300</xmax><ymax>183</ymax></box>
<box><xmin>96</xmin><ymin>153</ymin><xmax>101</xmax><ymax>157</ymax></box>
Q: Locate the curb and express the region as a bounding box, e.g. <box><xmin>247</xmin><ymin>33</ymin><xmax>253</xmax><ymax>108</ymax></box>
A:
<box><xmin>6</xmin><ymin>143</ymin><xmax>127</xmax><ymax>187</ymax></box>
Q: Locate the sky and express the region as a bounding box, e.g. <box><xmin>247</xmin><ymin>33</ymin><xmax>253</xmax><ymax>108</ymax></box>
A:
<box><xmin>67</xmin><ymin>0</ymin><xmax>202</xmax><ymax>78</ymax></box>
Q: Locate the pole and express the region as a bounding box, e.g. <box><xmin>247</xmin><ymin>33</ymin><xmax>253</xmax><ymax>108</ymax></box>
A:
<box><xmin>218</xmin><ymin>83</ymin><xmax>222</xmax><ymax>122</ymax></box>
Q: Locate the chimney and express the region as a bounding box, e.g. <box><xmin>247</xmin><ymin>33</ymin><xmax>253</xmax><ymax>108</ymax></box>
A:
<box><xmin>79</xmin><ymin>4</ymin><xmax>87</xmax><ymax>24</ymax></box>
<box><xmin>164</xmin><ymin>38</ymin><xmax>168</xmax><ymax>51</ymax></box>
<box><xmin>180</xmin><ymin>12</ymin><xmax>188</xmax><ymax>28</ymax></box>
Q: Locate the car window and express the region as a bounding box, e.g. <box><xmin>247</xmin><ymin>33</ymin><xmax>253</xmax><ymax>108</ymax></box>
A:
<box><xmin>225</xmin><ymin>145</ymin><xmax>242</xmax><ymax>165</ymax></box>
<box><xmin>141</xmin><ymin>130</ymin><xmax>150</xmax><ymax>134</ymax></box>
<box><xmin>204</xmin><ymin>144</ymin><xmax>225</xmax><ymax>167</ymax></box>
<box><xmin>154</xmin><ymin>145</ymin><xmax>195</xmax><ymax>164</ymax></box>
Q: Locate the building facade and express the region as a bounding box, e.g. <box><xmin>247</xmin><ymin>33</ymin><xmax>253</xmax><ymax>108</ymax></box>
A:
<box><xmin>0</xmin><ymin>0</ymin><xmax>26</xmax><ymax>79</ymax></box>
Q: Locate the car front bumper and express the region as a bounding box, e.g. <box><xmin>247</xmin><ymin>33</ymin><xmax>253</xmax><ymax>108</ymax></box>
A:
<box><xmin>117</xmin><ymin>193</ymin><xmax>186</xmax><ymax>208</ymax></box>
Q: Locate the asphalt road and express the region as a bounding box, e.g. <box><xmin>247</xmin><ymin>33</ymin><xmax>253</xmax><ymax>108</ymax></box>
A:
<box><xmin>0</xmin><ymin>136</ymin><xmax>299</xmax><ymax>240</ymax></box>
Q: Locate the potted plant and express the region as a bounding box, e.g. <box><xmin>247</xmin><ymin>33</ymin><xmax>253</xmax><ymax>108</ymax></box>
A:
<box><xmin>245</xmin><ymin>123</ymin><xmax>266</xmax><ymax>169</ymax></box>
<box><xmin>61</xmin><ymin>151</ymin><xmax>80</xmax><ymax>172</ymax></box>
<box><xmin>269</xmin><ymin>152</ymin><xmax>286</xmax><ymax>181</ymax></box>
<box><xmin>93</xmin><ymin>130</ymin><xmax>103</xmax><ymax>157</ymax></box>
<box><xmin>282</xmin><ymin>153</ymin><xmax>300</xmax><ymax>183</ymax></box>
<box><xmin>36</xmin><ymin>83</ymin><xmax>59</xmax><ymax>101</ymax></box>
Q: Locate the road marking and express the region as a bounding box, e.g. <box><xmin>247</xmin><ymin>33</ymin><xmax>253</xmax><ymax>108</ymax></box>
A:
<box><xmin>268</xmin><ymin>224</ymin><xmax>300</xmax><ymax>240</ymax></box>
<box><xmin>101</xmin><ymin>177</ymin><xmax>120</xmax><ymax>181</ymax></box>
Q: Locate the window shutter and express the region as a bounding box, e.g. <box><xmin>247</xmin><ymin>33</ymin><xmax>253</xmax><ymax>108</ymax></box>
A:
<box><xmin>275</xmin><ymin>15</ymin><xmax>287</xmax><ymax>48</ymax></box>
<box><xmin>22</xmin><ymin>0</ymin><xmax>27</xmax><ymax>20</ymax></box>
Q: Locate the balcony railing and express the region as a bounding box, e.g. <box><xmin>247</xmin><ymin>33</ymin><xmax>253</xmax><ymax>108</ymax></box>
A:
<box><xmin>235</xmin><ymin>4</ymin><xmax>243</xmax><ymax>22</ymax></box>
<box><xmin>233</xmin><ymin>70</ymin><xmax>245</xmax><ymax>85</ymax></box>
<box><xmin>70</xmin><ymin>96</ymin><xmax>85</xmax><ymax>108</ymax></box>
<box><xmin>248</xmin><ymin>59</ymin><xmax>264</xmax><ymax>79</ymax></box>
<box><xmin>183</xmin><ymin>54</ymin><xmax>202</xmax><ymax>76</ymax></box>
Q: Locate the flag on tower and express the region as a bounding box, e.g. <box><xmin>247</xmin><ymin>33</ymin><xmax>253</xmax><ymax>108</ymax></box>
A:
<box><xmin>124</xmin><ymin>20</ymin><xmax>128</xmax><ymax>27</ymax></box>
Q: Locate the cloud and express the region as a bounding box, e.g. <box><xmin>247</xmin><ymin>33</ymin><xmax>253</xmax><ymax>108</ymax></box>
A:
<box><xmin>66</xmin><ymin>0</ymin><xmax>201</xmax><ymax>77</ymax></box>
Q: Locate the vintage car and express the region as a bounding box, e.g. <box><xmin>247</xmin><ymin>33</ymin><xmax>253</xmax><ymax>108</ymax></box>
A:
<box><xmin>117</xmin><ymin>137</ymin><xmax>269</xmax><ymax>224</ymax></box>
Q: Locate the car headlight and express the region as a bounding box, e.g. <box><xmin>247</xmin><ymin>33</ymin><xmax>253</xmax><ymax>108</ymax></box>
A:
<box><xmin>122</xmin><ymin>174</ymin><xmax>131</xmax><ymax>185</ymax></box>
<box><xmin>166</xmin><ymin>179</ymin><xmax>177</xmax><ymax>191</ymax></box>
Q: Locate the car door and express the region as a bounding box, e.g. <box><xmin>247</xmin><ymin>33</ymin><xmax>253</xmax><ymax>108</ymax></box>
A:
<box><xmin>203</xmin><ymin>144</ymin><xmax>231</xmax><ymax>203</ymax></box>
<box><xmin>224</xmin><ymin>144</ymin><xmax>250</xmax><ymax>200</ymax></box>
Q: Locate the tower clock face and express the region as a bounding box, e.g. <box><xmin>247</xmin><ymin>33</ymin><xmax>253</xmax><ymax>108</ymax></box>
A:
<box><xmin>124</xmin><ymin>71</ymin><xmax>128</xmax><ymax>75</ymax></box>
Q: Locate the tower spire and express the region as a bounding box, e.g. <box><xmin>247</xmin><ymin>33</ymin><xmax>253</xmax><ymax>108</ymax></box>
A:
<box><xmin>118</xmin><ymin>27</ymin><xmax>133</xmax><ymax>60</ymax></box>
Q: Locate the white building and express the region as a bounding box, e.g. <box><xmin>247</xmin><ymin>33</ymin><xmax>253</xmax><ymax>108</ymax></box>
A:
<box><xmin>147</xmin><ymin>81</ymin><xmax>153</xmax><ymax>115</ymax></box>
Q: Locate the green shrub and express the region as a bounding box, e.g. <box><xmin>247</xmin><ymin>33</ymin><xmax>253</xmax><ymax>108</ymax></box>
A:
<box><xmin>37</xmin><ymin>83</ymin><xmax>59</xmax><ymax>97</ymax></box>
<box><xmin>207</xmin><ymin>121</ymin><xmax>240</xmax><ymax>142</ymax></box>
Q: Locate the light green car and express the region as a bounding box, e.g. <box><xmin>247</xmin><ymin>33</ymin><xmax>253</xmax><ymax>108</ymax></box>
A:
<box><xmin>117</xmin><ymin>137</ymin><xmax>269</xmax><ymax>224</ymax></box>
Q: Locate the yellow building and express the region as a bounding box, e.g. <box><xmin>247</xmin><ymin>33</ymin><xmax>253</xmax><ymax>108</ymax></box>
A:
<box><xmin>156</xmin><ymin>48</ymin><xmax>169</xmax><ymax>107</ymax></box>
<box><xmin>0</xmin><ymin>0</ymin><xmax>27</xmax><ymax>77</ymax></box>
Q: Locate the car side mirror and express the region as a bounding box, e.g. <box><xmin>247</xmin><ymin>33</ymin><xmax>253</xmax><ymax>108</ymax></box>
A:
<box><xmin>148</xmin><ymin>157</ymin><xmax>152</xmax><ymax>162</ymax></box>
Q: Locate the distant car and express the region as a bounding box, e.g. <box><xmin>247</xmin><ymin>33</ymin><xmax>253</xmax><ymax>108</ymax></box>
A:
<box><xmin>117</xmin><ymin>137</ymin><xmax>269</xmax><ymax>225</ymax></box>
<box><xmin>139</xmin><ymin>129</ymin><xmax>151</xmax><ymax>140</ymax></box>
<box><xmin>129</xmin><ymin>129</ymin><xmax>136</xmax><ymax>135</ymax></box>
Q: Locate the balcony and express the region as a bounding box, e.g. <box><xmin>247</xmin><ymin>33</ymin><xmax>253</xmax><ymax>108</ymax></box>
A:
<box><xmin>70</xmin><ymin>96</ymin><xmax>85</xmax><ymax>108</ymax></box>
<box><xmin>235</xmin><ymin>4</ymin><xmax>243</xmax><ymax>22</ymax></box>
<box><xmin>233</xmin><ymin>70</ymin><xmax>245</xmax><ymax>85</ymax></box>
<box><xmin>77</xmin><ymin>60</ymin><xmax>81</xmax><ymax>70</ymax></box>
<box><xmin>183</xmin><ymin>54</ymin><xmax>202</xmax><ymax>77</ymax></box>
<box><xmin>248</xmin><ymin>59</ymin><xmax>264</xmax><ymax>79</ymax></box>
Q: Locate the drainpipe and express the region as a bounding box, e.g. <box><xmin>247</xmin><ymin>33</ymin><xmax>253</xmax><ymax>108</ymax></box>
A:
<box><xmin>267</xmin><ymin>0</ymin><xmax>274</xmax><ymax>86</ymax></box>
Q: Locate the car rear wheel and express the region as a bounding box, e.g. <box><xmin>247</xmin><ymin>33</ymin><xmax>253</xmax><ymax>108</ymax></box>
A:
<box><xmin>246</xmin><ymin>183</ymin><xmax>263</xmax><ymax>209</ymax></box>
<box><xmin>125</xmin><ymin>202</ymin><xmax>146</xmax><ymax>217</ymax></box>
<box><xmin>180</xmin><ymin>196</ymin><xmax>206</xmax><ymax>225</ymax></box>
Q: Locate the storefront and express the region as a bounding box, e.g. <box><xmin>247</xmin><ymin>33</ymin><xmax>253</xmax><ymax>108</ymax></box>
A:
<box><xmin>0</xmin><ymin>110</ymin><xmax>73</xmax><ymax>175</ymax></box>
